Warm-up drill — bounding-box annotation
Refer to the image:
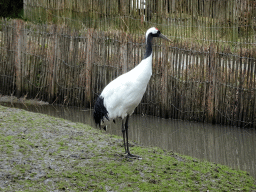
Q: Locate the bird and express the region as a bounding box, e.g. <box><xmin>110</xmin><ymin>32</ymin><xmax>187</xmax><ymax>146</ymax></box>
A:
<box><xmin>93</xmin><ymin>27</ymin><xmax>170</xmax><ymax>158</ymax></box>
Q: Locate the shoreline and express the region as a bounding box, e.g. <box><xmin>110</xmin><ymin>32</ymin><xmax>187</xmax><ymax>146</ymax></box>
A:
<box><xmin>0</xmin><ymin>105</ymin><xmax>255</xmax><ymax>191</ymax></box>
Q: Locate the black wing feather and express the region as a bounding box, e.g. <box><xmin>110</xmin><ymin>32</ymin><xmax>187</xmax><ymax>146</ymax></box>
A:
<box><xmin>93</xmin><ymin>96</ymin><xmax>109</xmax><ymax>126</ymax></box>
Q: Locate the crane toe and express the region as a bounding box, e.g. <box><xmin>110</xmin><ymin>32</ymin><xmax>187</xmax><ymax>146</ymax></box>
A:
<box><xmin>126</xmin><ymin>153</ymin><xmax>142</xmax><ymax>160</ymax></box>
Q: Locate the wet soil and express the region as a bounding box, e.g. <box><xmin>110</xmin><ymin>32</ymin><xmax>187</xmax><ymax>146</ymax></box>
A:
<box><xmin>0</xmin><ymin>105</ymin><xmax>255</xmax><ymax>191</ymax></box>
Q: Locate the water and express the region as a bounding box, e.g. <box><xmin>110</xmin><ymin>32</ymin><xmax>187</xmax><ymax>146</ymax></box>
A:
<box><xmin>1</xmin><ymin>102</ymin><xmax>255</xmax><ymax>179</ymax></box>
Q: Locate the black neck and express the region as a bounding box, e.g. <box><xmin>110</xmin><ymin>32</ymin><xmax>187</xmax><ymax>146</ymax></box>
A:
<box><xmin>144</xmin><ymin>34</ymin><xmax>153</xmax><ymax>59</ymax></box>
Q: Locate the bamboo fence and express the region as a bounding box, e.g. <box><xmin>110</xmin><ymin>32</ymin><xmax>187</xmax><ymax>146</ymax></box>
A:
<box><xmin>23</xmin><ymin>0</ymin><xmax>256</xmax><ymax>50</ymax></box>
<box><xmin>0</xmin><ymin>19</ymin><xmax>255</xmax><ymax>128</ymax></box>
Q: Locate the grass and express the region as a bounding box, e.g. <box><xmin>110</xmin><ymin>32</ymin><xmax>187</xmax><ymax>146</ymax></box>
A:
<box><xmin>0</xmin><ymin>104</ymin><xmax>255</xmax><ymax>191</ymax></box>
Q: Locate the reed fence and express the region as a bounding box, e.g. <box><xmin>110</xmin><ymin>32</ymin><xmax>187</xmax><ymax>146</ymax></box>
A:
<box><xmin>0</xmin><ymin>19</ymin><xmax>255</xmax><ymax>128</ymax></box>
<box><xmin>23</xmin><ymin>0</ymin><xmax>256</xmax><ymax>51</ymax></box>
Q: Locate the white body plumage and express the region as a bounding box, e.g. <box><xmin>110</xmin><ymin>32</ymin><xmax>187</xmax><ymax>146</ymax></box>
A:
<box><xmin>101</xmin><ymin>54</ymin><xmax>152</xmax><ymax>120</ymax></box>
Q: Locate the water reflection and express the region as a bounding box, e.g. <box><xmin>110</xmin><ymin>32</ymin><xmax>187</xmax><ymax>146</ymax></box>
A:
<box><xmin>1</xmin><ymin>102</ymin><xmax>255</xmax><ymax>179</ymax></box>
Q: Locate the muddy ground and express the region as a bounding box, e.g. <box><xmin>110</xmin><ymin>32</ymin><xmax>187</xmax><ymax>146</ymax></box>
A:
<box><xmin>0</xmin><ymin>104</ymin><xmax>256</xmax><ymax>191</ymax></box>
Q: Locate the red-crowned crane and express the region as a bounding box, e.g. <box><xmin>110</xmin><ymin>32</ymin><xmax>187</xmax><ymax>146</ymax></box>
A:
<box><xmin>93</xmin><ymin>27</ymin><xmax>170</xmax><ymax>158</ymax></box>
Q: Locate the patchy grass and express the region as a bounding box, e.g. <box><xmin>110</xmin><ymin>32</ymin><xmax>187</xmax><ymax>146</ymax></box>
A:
<box><xmin>0</xmin><ymin>105</ymin><xmax>255</xmax><ymax>191</ymax></box>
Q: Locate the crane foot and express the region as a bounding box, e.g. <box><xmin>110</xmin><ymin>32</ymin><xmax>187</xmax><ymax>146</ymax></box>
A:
<box><xmin>125</xmin><ymin>153</ymin><xmax>142</xmax><ymax>160</ymax></box>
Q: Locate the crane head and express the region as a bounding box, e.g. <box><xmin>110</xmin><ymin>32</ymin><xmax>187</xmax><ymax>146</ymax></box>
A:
<box><xmin>146</xmin><ymin>27</ymin><xmax>171</xmax><ymax>42</ymax></box>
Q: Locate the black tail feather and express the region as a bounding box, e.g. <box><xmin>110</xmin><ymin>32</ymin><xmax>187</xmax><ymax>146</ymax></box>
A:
<box><xmin>93</xmin><ymin>96</ymin><xmax>109</xmax><ymax>126</ymax></box>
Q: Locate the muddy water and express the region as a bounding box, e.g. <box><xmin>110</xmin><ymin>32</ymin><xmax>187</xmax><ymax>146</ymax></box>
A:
<box><xmin>1</xmin><ymin>102</ymin><xmax>255</xmax><ymax>179</ymax></box>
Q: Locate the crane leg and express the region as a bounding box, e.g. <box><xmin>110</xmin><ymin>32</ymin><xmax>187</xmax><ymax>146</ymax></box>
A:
<box><xmin>122</xmin><ymin>119</ymin><xmax>127</xmax><ymax>153</ymax></box>
<box><xmin>124</xmin><ymin>115</ymin><xmax>140</xmax><ymax>159</ymax></box>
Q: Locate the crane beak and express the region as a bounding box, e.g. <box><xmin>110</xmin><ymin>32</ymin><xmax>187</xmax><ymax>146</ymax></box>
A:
<box><xmin>159</xmin><ymin>33</ymin><xmax>171</xmax><ymax>42</ymax></box>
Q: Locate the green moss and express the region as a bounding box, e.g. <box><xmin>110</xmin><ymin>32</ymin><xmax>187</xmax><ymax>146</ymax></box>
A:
<box><xmin>4</xmin><ymin>135</ymin><xmax>13</xmax><ymax>141</ymax></box>
<box><xmin>0</xmin><ymin>105</ymin><xmax>255</xmax><ymax>191</ymax></box>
